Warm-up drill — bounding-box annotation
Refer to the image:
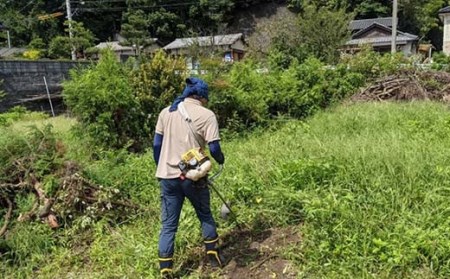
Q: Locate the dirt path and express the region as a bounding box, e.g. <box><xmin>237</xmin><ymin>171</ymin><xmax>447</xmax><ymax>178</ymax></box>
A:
<box><xmin>179</xmin><ymin>226</ymin><xmax>301</xmax><ymax>278</ymax></box>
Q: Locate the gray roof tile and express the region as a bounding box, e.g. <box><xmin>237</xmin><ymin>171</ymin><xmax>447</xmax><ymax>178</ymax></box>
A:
<box><xmin>163</xmin><ymin>33</ymin><xmax>243</xmax><ymax>50</ymax></box>
<box><xmin>350</xmin><ymin>17</ymin><xmax>393</xmax><ymax>31</ymax></box>
<box><xmin>439</xmin><ymin>6</ymin><xmax>450</xmax><ymax>13</ymax></box>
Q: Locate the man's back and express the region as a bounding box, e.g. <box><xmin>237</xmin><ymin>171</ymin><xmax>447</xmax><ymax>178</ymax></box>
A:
<box><xmin>155</xmin><ymin>98</ymin><xmax>220</xmax><ymax>179</ymax></box>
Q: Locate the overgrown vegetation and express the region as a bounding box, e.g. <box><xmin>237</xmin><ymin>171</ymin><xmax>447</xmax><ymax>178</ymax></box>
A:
<box><xmin>2</xmin><ymin>101</ymin><xmax>450</xmax><ymax>278</ymax></box>
<box><xmin>63</xmin><ymin>49</ymin><xmax>186</xmax><ymax>151</ymax></box>
<box><xmin>3</xmin><ymin>36</ymin><xmax>450</xmax><ymax>278</ymax></box>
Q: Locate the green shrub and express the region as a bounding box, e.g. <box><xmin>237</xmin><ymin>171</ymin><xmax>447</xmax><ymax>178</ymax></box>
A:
<box><xmin>343</xmin><ymin>46</ymin><xmax>411</xmax><ymax>81</ymax></box>
<box><xmin>63</xmin><ymin>50</ymin><xmax>144</xmax><ymax>150</ymax></box>
<box><xmin>0</xmin><ymin>106</ymin><xmax>48</xmax><ymax>127</ymax></box>
<box><xmin>129</xmin><ymin>50</ymin><xmax>187</xmax><ymax>139</ymax></box>
<box><xmin>208</xmin><ymin>60</ymin><xmax>268</xmax><ymax>131</ymax></box>
<box><xmin>64</xmin><ymin>49</ymin><xmax>187</xmax><ymax>151</ymax></box>
<box><xmin>431</xmin><ymin>52</ymin><xmax>450</xmax><ymax>71</ymax></box>
<box><xmin>22</xmin><ymin>49</ymin><xmax>41</xmax><ymax>60</ymax></box>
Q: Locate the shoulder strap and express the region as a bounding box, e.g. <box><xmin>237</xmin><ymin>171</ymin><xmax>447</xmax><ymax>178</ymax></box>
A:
<box><xmin>178</xmin><ymin>102</ymin><xmax>203</xmax><ymax>147</ymax></box>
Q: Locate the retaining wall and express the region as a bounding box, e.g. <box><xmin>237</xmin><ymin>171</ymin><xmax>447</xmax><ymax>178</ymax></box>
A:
<box><xmin>0</xmin><ymin>60</ymin><xmax>91</xmax><ymax>113</ymax></box>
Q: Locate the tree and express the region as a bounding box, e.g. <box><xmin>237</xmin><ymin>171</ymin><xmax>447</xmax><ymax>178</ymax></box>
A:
<box><xmin>398</xmin><ymin>0</ymin><xmax>446</xmax><ymax>40</ymax></box>
<box><xmin>120</xmin><ymin>9</ymin><xmax>150</xmax><ymax>56</ymax></box>
<box><xmin>65</xmin><ymin>21</ymin><xmax>95</xmax><ymax>58</ymax></box>
<box><xmin>288</xmin><ymin>0</ymin><xmax>390</xmax><ymax>17</ymax></box>
<box><xmin>247</xmin><ymin>7</ymin><xmax>300</xmax><ymax>60</ymax></box>
<box><xmin>48</xmin><ymin>36</ymin><xmax>71</xmax><ymax>59</ymax></box>
<box><xmin>48</xmin><ymin>21</ymin><xmax>95</xmax><ymax>59</ymax></box>
<box><xmin>187</xmin><ymin>0</ymin><xmax>234</xmax><ymax>34</ymax></box>
<box><xmin>0</xmin><ymin>0</ymin><xmax>65</xmax><ymax>46</ymax></box>
<box><xmin>297</xmin><ymin>5</ymin><xmax>353</xmax><ymax>63</ymax></box>
<box><xmin>147</xmin><ymin>8</ymin><xmax>186</xmax><ymax>44</ymax></box>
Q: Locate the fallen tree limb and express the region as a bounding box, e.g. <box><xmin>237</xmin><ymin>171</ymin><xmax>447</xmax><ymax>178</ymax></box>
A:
<box><xmin>30</xmin><ymin>173</ymin><xmax>60</xmax><ymax>228</ymax></box>
<box><xmin>0</xmin><ymin>197</ymin><xmax>13</xmax><ymax>237</ymax></box>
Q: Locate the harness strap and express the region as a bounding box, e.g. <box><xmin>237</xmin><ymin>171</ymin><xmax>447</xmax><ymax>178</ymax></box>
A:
<box><xmin>178</xmin><ymin>102</ymin><xmax>203</xmax><ymax>147</ymax></box>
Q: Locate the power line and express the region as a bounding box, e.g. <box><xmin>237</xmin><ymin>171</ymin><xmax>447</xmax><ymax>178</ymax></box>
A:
<box><xmin>74</xmin><ymin>1</ymin><xmax>202</xmax><ymax>9</ymax></box>
<box><xmin>75</xmin><ymin>2</ymin><xmax>204</xmax><ymax>13</ymax></box>
<box><xmin>72</xmin><ymin>0</ymin><xmax>246</xmax><ymax>11</ymax></box>
<box><xmin>71</xmin><ymin>0</ymin><xmax>199</xmax><ymax>6</ymax></box>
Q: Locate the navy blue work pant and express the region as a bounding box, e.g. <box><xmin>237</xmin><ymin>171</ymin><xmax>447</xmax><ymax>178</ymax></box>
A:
<box><xmin>158</xmin><ymin>178</ymin><xmax>218</xmax><ymax>258</ymax></box>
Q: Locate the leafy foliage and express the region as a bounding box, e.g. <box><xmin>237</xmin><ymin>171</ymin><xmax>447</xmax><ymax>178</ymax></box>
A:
<box><xmin>120</xmin><ymin>10</ymin><xmax>150</xmax><ymax>56</ymax></box>
<box><xmin>129</xmin><ymin>49</ymin><xmax>187</xmax><ymax>138</ymax></box>
<box><xmin>48</xmin><ymin>36</ymin><xmax>71</xmax><ymax>59</ymax></box>
<box><xmin>0</xmin><ymin>106</ymin><xmax>48</xmax><ymax>128</ymax></box>
<box><xmin>342</xmin><ymin>45</ymin><xmax>412</xmax><ymax>80</ymax></box>
<box><xmin>296</xmin><ymin>5</ymin><xmax>353</xmax><ymax>64</ymax></box>
<box><xmin>63</xmin><ymin>50</ymin><xmax>141</xmax><ymax>149</ymax></box>
<box><xmin>431</xmin><ymin>51</ymin><xmax>450</xmax><ymax>71</ymax></box>
<box><xmin>63</xmin><ymin>49</ymin><xmax>186</xmax><ymax>151</ymax></box>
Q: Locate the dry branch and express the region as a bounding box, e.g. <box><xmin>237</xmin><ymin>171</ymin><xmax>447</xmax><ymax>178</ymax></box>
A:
<box><xmin>352</xmin><ymin>70</ymin><xmax>450</xmax><ymax>102</ymax></box>
<box><xmin>0</xmin><ymin>197</ymin><xmax>13</xmax><ymax>237</ymax></box>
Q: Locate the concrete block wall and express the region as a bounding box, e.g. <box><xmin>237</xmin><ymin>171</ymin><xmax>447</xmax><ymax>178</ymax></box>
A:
<box><xmin>0</xmin><ymin>60</ymin><xmax>90</xmax><ymax>113</ymax></box>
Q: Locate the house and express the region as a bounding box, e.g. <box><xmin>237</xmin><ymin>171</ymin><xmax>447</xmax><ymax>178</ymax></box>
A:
<box><xmin>94</xmin><ymin>41</ymin><xmax>135</xmax><ymax>62</ymax></box>
<box><xmin>438</xmin><ymin>6</ymin><xmax>450</xmax><ymax>55</ymax></box>
<box><xmin>94</xmin><ymin>37</ymin><xmax>161</xmax><ymax>62</ymax></box>
<box><xmin>163</xmin><ymin>33</ymin><xmax>246</xmax><ymax>64</ymax></box>
<box><xmin>343</xmin><ymin>17</ymin><xmax>419</xmax><ymax>55</ymax></box>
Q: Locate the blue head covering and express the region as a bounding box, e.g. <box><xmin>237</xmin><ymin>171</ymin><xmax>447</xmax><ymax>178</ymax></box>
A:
<box><xmin>169</xmin><ymin>77</ymin><xmax>209</xmax><ymax>112</ymax></box>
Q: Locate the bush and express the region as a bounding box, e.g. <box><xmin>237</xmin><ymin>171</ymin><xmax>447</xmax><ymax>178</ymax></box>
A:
<box><xmin>63</xmin><ymin>49</ymin><xmax>187</xmax><ymax>151</ymax></box>
<box><xmin>63</xmin><ymin>49</ymin><xmax>143</xmax><ymax>150</ymax></box>
<box><xmin>431</xmin><ymin>52</ymin><xmax>450</xmax><ymax>71</ymax></box>
<box><xmin>22</xmin><ymin>49</ymin><xmax>41</xmax><ymax>60</ymax></box>
<box><xmin>208</xmin><ymin>60</ymin><xmax>269</xmax><ymax>132</ymax></box>
<box><xmin>129</xmin><ymin>50</ymin><xmax>187</xmax><ymax>139</ymax></box>
<box><xmin>342</xmin><ymin>46</ymin><xmax>411</xmax><ymax>81</ymax></box>
<box><xmin>0</xmin><ymin>106</ymin><xmax>48</xmax><ymax>127</ymax></box>
<box><xmin>48</xmin><ymin>36</ymin><xmax>71</xmax><ymax>59</ymax></box>
<box><xmin>208</xmin><ymin>56</ymin><xmax>365</xmax><ymax>133</ymax></box>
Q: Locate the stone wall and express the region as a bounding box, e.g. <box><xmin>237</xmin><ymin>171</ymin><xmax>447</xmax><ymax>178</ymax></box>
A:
<box><xmin>0</xmin><ymin>60</ymin><xmax>90</xmax><ymax>113</ymax></box>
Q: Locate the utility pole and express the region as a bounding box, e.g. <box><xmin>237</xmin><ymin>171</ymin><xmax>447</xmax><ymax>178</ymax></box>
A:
<box><xmin>391</xmin><ymin>0</ymin><xmax>398</xmax><ymax>53</ymax></box>
<box><xmin>0</xmin><ymin>22</ymin><xmax>11</xmax><ymax>48</ymax></box>
<box><xmin>6</xmin><ymin>30</ymin><xmax>11</xmax><ymax>48</ymax></box>
<box><xmin>65</xmin><ymin>0</ymin><xmax>76</xmax><ymax>60</ymax></box>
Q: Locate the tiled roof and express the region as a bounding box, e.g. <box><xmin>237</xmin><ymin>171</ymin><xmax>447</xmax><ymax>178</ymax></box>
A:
<box><xmin>95</xmin><ymin>39</ymin><xmax>159</xmax><ymax>51</ymax></box>
<box><xmin>0</xmin><ymin>48</ymin><xmax>26</xmax><ymax>57</ymax></box>
<box><xmin>95</xmin><ymin>41</ymin><xmax>134</xmax><ymax>51</ymax></box>
<box><xmin>349</xmin><ymin>17</ymin><xmax>393</xmax><ymax>31</ymax></box>
<box><xmin>163</xmin><ymin>33</ymin><xmax>243</xmax><ymax>50</ymax></box>
<box><xmin>438</xmin><ymin>6</ymin><xmax>450</xmax><ymax>13</ymax></box>
<box><xmin>347</xmin><ymin>21</ymin><xmax>418</xmax><ymax>47</ymax></box>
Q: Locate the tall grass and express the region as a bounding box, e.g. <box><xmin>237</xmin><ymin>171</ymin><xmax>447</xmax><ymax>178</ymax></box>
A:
<box><xmin>2</xmin><ymin>101</ymin><xmax>450</xmax><ymax>278</ymax></box>
<box><xmin>238</xmin><ymin>101</ymin><xmax>450</xmax><ymax>278</ymax></box>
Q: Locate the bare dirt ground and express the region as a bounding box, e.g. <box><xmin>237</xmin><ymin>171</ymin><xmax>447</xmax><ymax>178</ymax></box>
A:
<box><xmin>179</xmin><ymin>226</ymin><xmax>301</xmax><ymax>278</ymax></box>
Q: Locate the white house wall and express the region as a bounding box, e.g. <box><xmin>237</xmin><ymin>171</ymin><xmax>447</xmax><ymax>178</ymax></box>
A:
<box><xmin>231</xmin><ymin>40</ymin><xmax>245</xmax><ymax>51</ymax></box>
<box><xmin>400</xmin><ymin>42</ymin><xmax>415</xmax><ymax>55</ymax></box>
<box><xmin>444</xmin><ymin>14</ymin><xmax>450</xmax><ymax>55</ymax></box>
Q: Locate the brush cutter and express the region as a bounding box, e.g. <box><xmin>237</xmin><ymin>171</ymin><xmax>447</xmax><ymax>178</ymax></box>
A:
<box><xmin>208</xmin><ymin>165</ymin><xmax>239</xmax><ymax>225</ymax></box>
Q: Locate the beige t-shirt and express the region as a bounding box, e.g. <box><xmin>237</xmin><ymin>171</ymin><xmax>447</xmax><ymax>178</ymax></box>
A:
<box><xmin>155</xmin><ymin>98</ymin><xmax>220</xmax><ymax>179</ymax></box>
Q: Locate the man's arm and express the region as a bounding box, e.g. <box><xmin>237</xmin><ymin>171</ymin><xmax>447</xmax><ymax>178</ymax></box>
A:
<box><xmin>153</xmin><ymin>133</ymin><xmax>163</xmax><ymax>165</ymax></box>
<box><xmin>208</xmin><ymin>140</ymin><xmax>225</xmax><ymax>165</ymax></box>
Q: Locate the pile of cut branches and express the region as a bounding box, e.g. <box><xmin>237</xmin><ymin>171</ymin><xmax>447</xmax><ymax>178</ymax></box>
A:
<box><xmin>352</xmin><ymin>69</ymin><xmax>450</xmax><ymax>102</ymax></box>
<box><xmin>0</xmin><ymin>125</ymin><xmax>138</xmax><ymax>237</ymax></box>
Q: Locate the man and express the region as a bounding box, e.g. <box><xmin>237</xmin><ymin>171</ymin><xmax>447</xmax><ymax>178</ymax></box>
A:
<box><xmin>153</xmin><ymin>77</ymin><xmax>225</xmax><ymax>278</ymax></box>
